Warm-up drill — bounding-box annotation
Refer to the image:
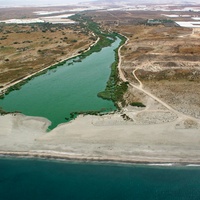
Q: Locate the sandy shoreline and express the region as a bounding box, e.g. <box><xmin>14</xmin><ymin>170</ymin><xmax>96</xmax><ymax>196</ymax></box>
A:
<box><xmin>0</xmin><ymin>112</ymin><xmax>200</xmax><ymax>165</ymax></box>
<box><xmin>1</xmin><ymin>150</ymin><xmax>200</xmax><ymax>166</ymax></box>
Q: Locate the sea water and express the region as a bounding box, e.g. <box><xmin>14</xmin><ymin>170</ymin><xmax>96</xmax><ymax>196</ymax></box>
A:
<box><xmin>0</xmin><ymin>158</ymin><xmax>200</xmax><ymax>200</ymax></box>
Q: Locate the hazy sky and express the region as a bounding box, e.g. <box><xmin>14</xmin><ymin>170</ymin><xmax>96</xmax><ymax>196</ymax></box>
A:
<box><xmin>0</xmin><ymin>0</ymin><xmax>94</xmax><ymax>6</ymax></box>
<box><xmin>0</xmin><ymin>0</ymin><xmax>197</xmax><ymax>7</ymax></box>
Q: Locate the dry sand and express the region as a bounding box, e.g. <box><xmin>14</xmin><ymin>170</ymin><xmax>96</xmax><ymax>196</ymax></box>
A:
<box><xmin>0</xmin><ymin>108</ymin><xmax>200</xmax><ymax>164</ymax></box>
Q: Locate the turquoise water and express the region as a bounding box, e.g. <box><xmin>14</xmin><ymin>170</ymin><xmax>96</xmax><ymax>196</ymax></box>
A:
<box><xmin>0</xmin><ymin>38</ymin><xmax>121</xmax><ymax>129</ymax></box>
<box><xmin>0</xmin><ymin>158</ymin><xmax>200</xmax><ymax>200</ymax></box>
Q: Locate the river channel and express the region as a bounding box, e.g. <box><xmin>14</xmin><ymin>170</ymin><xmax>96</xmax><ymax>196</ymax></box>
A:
<box><xmin>0</xmin><ymin>37</ymin><xmax>121</xmax><ymax>129</ymax></box>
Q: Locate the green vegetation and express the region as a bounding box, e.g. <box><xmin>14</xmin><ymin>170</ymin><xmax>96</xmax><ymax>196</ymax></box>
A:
<box><xmin>69</xmin><ymin>14</ymin><xmax>117</xmax><ymax>59</ymax></box>
<box><xmin>130</xmin><ymin>102</ymin><xmax>146</xmax><ymax>107</ymax></box>
<box><xmin>0</xmin><ymin>94</ymin><xmax>4</xmax><ymax>99</ymax></box>
<box><xmin>147</xmin><ymin>19</ymin><xmax>174</xmax><ymax>25</ymax></box>
<box><xmin>0</xmin><ymin>107</ymin><xmax>9</xmax><ymax>115</ymax></box>
<box><xmin>65</xmin><ymin>108</ymin><xmax>113</xmax><ymax>121</ymax></box>
<box><xmin>121</xmin><ymin>113</ymin><xmax>133</xmax><ymax>121</ymax></box>
<box><xmin>71</xmin><ymin>39</ymin><xmax>77</xmax><ymax>43</ymax></box>
<box><xmin>97</xmin><ymin>34</ymin><xmax>128</xmax><ymax>107</ymax></box>
<box><xmin>0</xmin><ymin>106</ymin><xmax>21</xmax><ymax>115</ymax></box>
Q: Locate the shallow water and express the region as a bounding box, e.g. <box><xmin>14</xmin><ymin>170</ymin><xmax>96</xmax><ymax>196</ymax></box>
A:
<box><xmin>0</xmin><ymin>158</ymin><xmax>200</xmax><ymax>200</ymax></box>
<box><xmin>0</xmin><ymin>38</ymin><xmax>121</xmax><ymax>129</ymax></box>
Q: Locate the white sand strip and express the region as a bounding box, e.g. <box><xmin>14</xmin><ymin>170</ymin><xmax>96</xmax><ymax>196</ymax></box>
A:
<box><xmin>0</xmin><ymin>113</ymin><xmax>200</xmax><ymax>164</ymax></box>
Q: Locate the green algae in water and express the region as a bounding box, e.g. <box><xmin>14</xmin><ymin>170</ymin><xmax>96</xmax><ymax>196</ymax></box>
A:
<box><xmin>0</xmin><ymin>38</ymin><xmax>121</xmax><ymax>129</ymax></box>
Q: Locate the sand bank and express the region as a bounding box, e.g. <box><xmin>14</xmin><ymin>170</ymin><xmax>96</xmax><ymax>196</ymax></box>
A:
<box><xmin>0</xmin><ymin>111</ymin><xmax>200</xmax><ymax>164</ymax></box>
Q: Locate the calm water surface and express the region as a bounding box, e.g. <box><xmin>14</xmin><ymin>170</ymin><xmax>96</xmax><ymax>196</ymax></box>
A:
<box><xmin>0</xmin><ymin>158</ymin><xmax>200</xmax><ymax>200</ymax></box>
<box><xmin>0</xmin><ymin>38</ymin><xmax>121</xmax><ymax>129</ymax></box>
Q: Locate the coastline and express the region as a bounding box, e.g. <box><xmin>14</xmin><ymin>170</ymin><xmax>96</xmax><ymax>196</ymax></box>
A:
<box><xmin>1</xmin><ymin>150</ymin><xmax>200</xmax><ymax>166</ymax></box>
<box><xmin>0</xmin><ymin>113</ymin><xmax>200</xmax><ymax>166</ymax></box>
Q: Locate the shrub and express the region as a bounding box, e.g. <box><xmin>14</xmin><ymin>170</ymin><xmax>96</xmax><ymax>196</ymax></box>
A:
<box><xmin>130</xmin><ymin>102</ymin><xmax>146</xmax><ymax>107</ymax></box>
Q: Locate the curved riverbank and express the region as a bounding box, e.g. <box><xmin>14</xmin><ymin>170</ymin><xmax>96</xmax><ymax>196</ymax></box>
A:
<box><xmin>97</xmin><ymin>33</ymin><xmax>128</xmax><ymax>107</ymax></box>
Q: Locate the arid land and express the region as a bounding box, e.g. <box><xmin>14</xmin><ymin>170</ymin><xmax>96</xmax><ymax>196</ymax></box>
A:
<box><xmin>1</xmin><ymin>6</ymin><xmax>200</xmax><ymax>164</ymax></box>
<box><xmin>87</xmin><ymin>9</ymin><xmax>200</xmax><ymax>121</ymax></box>
<box><xmin>0</xmin><ymin>6</ymin><xmax>94</xmax><ymax>87</ymax></box>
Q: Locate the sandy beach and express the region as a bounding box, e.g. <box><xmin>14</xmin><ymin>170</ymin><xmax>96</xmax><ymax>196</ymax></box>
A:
<box><xmin>0</xmin><ymin>108</ymin><xmax>200</xmax><ymax>164</ymax></box>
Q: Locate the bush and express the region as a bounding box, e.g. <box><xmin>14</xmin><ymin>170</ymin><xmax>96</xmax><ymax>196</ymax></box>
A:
<box><xmin>130</xmin><ymin>102</ymin><xmax>146</xmax><ymax>107</ymax></box>
<box><xmin>71</xmin><ymin>39</ymin><xmax>77</xmax><ymax>43</ymax></box>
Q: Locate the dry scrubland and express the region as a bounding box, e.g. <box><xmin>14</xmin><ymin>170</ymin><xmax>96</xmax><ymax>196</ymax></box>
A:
<box><xmin>118</xmin><ymin>25</ymin><xmax>200</xmax><ymax>119</ymax></box>
<box><xmin>88</xmin><ymin>10</ymin><xmax>200</xmax><ymax>120</ymax></box>
<box><xmin>0</xmin><ymin>23</ymin><xmax>93</xmax><ymax>87</ymax></box>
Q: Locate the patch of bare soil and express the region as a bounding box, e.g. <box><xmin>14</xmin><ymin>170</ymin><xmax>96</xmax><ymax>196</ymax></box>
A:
<box><xmin>114</xmin><ymin>23</ymin><xmax>200</xmax><ymax>119</ymax></box>
<box><xmin>143</xmin><ymin>81</ymin><xmax>200</xmax><ymax>119</ymax></box>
